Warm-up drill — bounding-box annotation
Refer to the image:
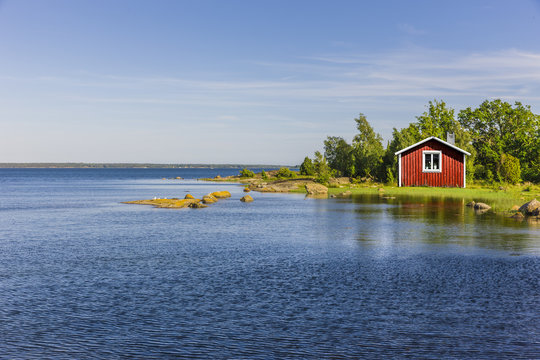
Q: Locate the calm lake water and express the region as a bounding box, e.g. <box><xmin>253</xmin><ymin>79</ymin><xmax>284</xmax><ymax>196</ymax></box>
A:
<box><xmin>0</xmin><ymin>168</ymin><xmax>539</xmax><ymax>359</ymax></box>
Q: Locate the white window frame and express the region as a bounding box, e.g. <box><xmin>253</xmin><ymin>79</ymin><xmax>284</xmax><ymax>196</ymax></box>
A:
<box><xmin>422</xmin><ymin>150</ymin><xmax>442</xmax><ymax>173</ymax></box>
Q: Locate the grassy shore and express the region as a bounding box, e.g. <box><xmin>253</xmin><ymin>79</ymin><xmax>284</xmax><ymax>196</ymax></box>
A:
<box><xmin>327</xmin><ymin>183</ymin><xmax>540</xmax><ymax>212</ymax></box>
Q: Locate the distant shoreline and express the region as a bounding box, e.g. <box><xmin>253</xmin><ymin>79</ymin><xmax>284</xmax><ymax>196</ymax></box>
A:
<box><xmin>0</xmin><ymin>163</ymin><xmax>290</xmax><ymax>169</ymax></box>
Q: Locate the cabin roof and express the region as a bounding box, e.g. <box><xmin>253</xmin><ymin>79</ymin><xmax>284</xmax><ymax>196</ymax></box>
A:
<box><xmin>394</xmin><ymin>136</ymin><xmax>471</xmax><ymax>156</ymax></box>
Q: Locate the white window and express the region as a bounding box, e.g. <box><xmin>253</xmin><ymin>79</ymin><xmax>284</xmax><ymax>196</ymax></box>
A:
<box><xmin>423</xmin><ymin>151</ymin><xmax>442</xmax><ymax>172</ymax></box>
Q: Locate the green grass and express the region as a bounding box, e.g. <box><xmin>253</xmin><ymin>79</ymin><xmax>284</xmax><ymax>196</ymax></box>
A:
<box><xmin>328</xmin><ymin>183</ymin><xmax>540</xmax><ymax>212</ymax></box>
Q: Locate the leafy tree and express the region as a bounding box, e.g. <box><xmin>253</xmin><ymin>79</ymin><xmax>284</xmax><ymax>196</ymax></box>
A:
<box><xmin>239</xmin><ymin>168</ymin><xmax>255</xmax><ymax>178</ymax></box>
<box><xmin>352</xmin><ymin>113</ymin><xmax>384</xmax><ymax>179</ymax></box>
<box><xmin>382</xmin><ymin>123</ymin><xmax>422</xmax><ymax>183</ymax></box>
<box><xmin>323</xmin><ymin>136</ymin><xmax>355</xmax><ymax>177</ymax></box>
<box><xmin>313</xmin><ymin>151</ymin><xmax>331</xmax><ymax>184</ymax></box>
<box><xmin>458</xmin><ymin>99</ymin><xmax>539</xmax><ymax>182</ymax></box>
<box><xmin>299</xmin><ymin>156</ymin><xmax>315</xmax><ymax>176</ymax></box>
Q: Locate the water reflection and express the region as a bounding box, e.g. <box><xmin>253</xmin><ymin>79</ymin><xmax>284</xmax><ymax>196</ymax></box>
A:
<box><xmin>316</xmin><ymin>194</ymin><xmax>540</xmax><ymax>255</ymax></box>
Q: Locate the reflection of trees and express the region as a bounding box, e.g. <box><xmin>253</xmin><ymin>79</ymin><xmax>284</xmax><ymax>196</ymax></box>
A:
<box><xmin>347</xmin><ymin>194</ymin><xmax>538</xmax><ymax>253</ymax></box>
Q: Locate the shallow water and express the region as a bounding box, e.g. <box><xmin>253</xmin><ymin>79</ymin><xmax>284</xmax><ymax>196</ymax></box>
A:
<box><xmin>0</xmin><ymin>169</ymin><xmax>539</xmax><ymax>359</ymax></box>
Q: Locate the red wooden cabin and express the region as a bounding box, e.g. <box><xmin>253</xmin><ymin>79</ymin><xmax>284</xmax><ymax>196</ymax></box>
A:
<box><xmin>395</xmin><ymin>137</ymin><xmax>470</xmax><ymax>188</ymax></box>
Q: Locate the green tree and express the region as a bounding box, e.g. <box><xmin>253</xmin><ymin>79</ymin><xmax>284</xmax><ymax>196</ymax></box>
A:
<box><xmin>352</xmin><ymin>113</ymin><xmax>384</xmax><ymax>179</ymax></box>
<box><xmin>323</xmin><ymin>136</ymin><xmax>355</xmax><ymax>177</ymax></box>
<box><xmin>382</xmin><ymin>123</ymin><xmax>422</xmax><ymax>183</ymax></box>
<box><xmin>313</xmin><ymin>151</ymin><xmax>331</xmax><ymax>184</ymax></box>
<box><xmin>299</xmin><ymin>156</ymin><xmax>315</xmax><ymax>176</ymax></box>
<box><xmin>458</xmin><ymin>99</ymin><xmax>539</xmax><ymax>182</ymax></box>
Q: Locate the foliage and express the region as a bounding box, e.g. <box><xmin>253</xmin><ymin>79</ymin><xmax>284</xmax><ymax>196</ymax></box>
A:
<box><xmin>323</xmin><ymin>136</ymin><xmax>355</xmax><ymax>177</ymax></box>
<box><xmin>261</xmin><ymin>170</ymin><xmax>268</xmax><ymax>179</ymax></box>
<box><xmin>299</xmin><ymin>156</ymin><xmax>315</xmax><ymax>176</ymax></box>
<box><xmin>352</xmin><ymin>113</ymin><xmax>384</xmax><ymax>179</ymax></box>
<box><xmin>313</xmin><ymin>151</ymin><xmax>331</xmax><ymax>184</ymax></box>
<box><xmin>499</xmin><ymin>154</ymin><xmax>521</xmax><ymax>184</ymax></box>
<box><xmin>458</xmin><ymin>99</ymin><xmax>540</xmax><ymax>182</ymax></box>
<box><xmin>304</xmin><ymin>98</ymin><xmax>540</xmax><ymax>185</ymax></box>
<box><xmin>275</xmin><ymin>167</ymin><xmax>296</xmax><ymax>179</ymax></box>
<box><xmin>239</xmin><ymin>168</ymin><xmax>255</xmax><ymax>178</ymax></box>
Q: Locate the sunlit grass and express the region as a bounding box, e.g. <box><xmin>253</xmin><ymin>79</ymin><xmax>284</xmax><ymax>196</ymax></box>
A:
<box><xmin>328</xmin><ymin>183</ymin><xmax>540</xmax><ymax>212</ymax></box>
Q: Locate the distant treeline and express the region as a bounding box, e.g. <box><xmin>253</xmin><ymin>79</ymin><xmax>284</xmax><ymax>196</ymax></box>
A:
<box><xmin>0</xmin><ymin>163</ymin><xmax>287</xmax><ymax>169</ymax></box>
<box><xmin>300</xmin><ymin>99</ymin><xmax>540</xmax><ymax>184</ymax></box>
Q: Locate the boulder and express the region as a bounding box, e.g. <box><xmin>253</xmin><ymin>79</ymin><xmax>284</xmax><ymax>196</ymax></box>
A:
<box><xmin>240</xmin><ymin>195</ymin><xmax>254</xmax><ymax>202</ymax></box>
<box><xmin>466</xmin><ymin>201</ymin><xmax>475</xmax><ymax>207</ymax></box>
<box><xmin>202</xmin><ymin>194</ymin><xmax>218</xmax><ymax>204</ymax></box>
<box><xmin>211</xmin><ymin>191</ymin><xmax>231</xmax><ymax>198</ymax></box>
<box><xmin>189</xmin><ymin>202</ymin><xmax>208</xmax><ymax>209</ymax></box>
<box><xmin>305</xmin><ymin>183</ymin><xmax>328</xmax><ymax>195</ymax></box>
<box><xmin>175</xmin><ymin>176</ymin><xmax>183</xmax><ymax>180</ymax></box>
<box><xmin>184</xmin><ymin>194</ymin><xmax>194</xmax><ymax>199</ymax></box>
<box><xmin>511</xmin><ymin>205</ymin><xmax>520</xmax><ymax>211</ymax></box>
<box><xmin>243</xmin><ymin>187</ymin><xmax>251</xmax><ymax>193</ymax></box>
<box><xmin>518</xmin><ymin>199</ymin><xmax>540</xmax><ymax>216</ymax></box>
<box><xmin>474</xmin><ymin>202</ymin><xmax>491</xmax><ymax>210</ymax></box>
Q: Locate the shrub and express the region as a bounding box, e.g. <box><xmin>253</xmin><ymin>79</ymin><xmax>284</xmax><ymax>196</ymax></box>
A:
<box><xmin>499</xmin><ymin>154</ymin><xmax>521</xmax><ymax>184</ymax></box>
<box><xmin>261</xmin><ymin>170</ymin><xmax>268</xmax><ymax>179</ymax></box>
<box><xmin>239</xmin><ymin>168</ymin><xmax>255</xmax><ymax>178</ymax></box>
<box><xmin>275</xmin><ymin>167</ymin><xmax>296</xmax><ymax>179</ymax></box>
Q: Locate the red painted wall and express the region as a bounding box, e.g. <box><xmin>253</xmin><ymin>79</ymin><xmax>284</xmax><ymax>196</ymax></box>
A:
<box><xmin>401</xmin><ymin>139</ymin><xmax>465</xmax><ymax>187</ymax></box>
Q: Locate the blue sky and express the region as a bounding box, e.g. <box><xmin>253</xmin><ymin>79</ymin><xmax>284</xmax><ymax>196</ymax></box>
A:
<box><xmin>1</xmin><ymin>0</ymin><xmax>539</xmax><ymax>164</ymax></box>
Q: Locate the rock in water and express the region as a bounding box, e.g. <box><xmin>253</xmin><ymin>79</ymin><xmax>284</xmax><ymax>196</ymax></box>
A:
<box><xmin>202</xmin><ymin>194</ymin><xmax>218</xmax><ymax>204</ymax></box>
<box><xmin>243</xmin><ymin>187</ymin><xmax>251</xmax><ymax>193</ymax></box>
<box><xmin>474</xmin><ymin>202</ymin><xmax>491</xmax><ymax>210</ymax></box>
<box><xmin>466</xmin><ymin>201</ymin><xmax>475</xmax><ymax>207</ymax></box>
<box><xmin>240</xmin><ymin>195</ymin><xmax>254</xmax><ymax>202</ymax></box>
<box><xmin>189</xmin><ymin>202</ymin><xmax>208</xmax><ymax>208</ymax></box>
<box><xmin>211</xmin><ymin>191</ymin><xmax>232</xmax><ymax>198</ymax></box>
<box><xmin>184</xmin><ymin>194</ymin><xmax>194</xmax><ymax>199</ymax></box>
<box><xmin>518</xmin><ymin>199</ymin><xmax>540</xmax><ymax>216</ymax></box>
<box><xmin>305</xmin><ymin>183</ymin><xmax>328</xmax><ymax>195</ymax></box>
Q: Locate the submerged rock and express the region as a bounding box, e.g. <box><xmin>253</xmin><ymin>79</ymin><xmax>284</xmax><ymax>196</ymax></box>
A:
<box><xmin>466</xmin><ymin>201</ymin><xmax>476</xmax><ymax>207</ymax></box>
<box><xmin>518</xmin><ymin>199</ymin><xmax>540</xmax><ymax>216</ymax></box>
<box><xmin>511</xmin><ymin>212</ymin><xmax>525</xmax><ymax>220</ymax></box>
<box><xmin>189</xmin><ymin>202</ymin><xmax>208</xmax><ymax>209</ymax></box>
<box><xmin>474</xmin><ymin>202</ymin><xmax>491</xmax><ymax>210</ymax></box>
<box><xmin>123</xmin><ymin>198</ymin><xmax>200</xmax><ymax>209</ymax></box>
<box><xmin>305</xmin><ymin>183</ymin><xmax>328</xmax><ymax>195</ymax></box>
<box><xmin>240</xmin><ymin>195</ymin><xmax>254</xmax><ymax>202</ymax></box>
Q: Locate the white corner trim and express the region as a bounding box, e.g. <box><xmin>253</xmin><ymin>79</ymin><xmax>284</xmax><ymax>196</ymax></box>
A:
<box><xmin>398</xmin><ymin>154</ymin><xmax>402</xmax><ymax>187</ymax></box>
<box><xmin>463</xmin><ymin>153</ymin><xmax>466</xmax><ymax>188</ymax></box>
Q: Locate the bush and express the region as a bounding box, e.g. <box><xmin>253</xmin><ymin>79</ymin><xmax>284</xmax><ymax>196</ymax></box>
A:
<box><xmin>275</xmin><ymin>167</ymin><xmax>296</xmax><ymax>179</ymax></box>
<box><xmin>299</xmin><ymin>156</ymin><xmax>315</xmax><ymax>176</ymax></box>
<box><xmin>499</xmin><ymin>154</ymin><xmax>521</xmax><ymax>184</ymax></box>
<box><xmin>261</xmin><ymin>170</ymin><xmax>268</xmax><ymax>179</ymax></box>
<box><xmin>239</xmin><ymin>168</ymin><xmax>255</xmax><ymax>178</ymax></box>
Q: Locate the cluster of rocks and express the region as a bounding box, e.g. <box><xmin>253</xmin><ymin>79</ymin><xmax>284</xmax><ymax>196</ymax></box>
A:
<box><xmin>123</xmin><ymin>190</ymin><xmax>255</xmax><ymax>209</ymax></box>
<box><xmin>466</xmin><ymin>198</ymin><xmax>540</xmax><ymax>220</ymax></box>
<box><xmin>511</xmin><ymin>199</ymin><xmax>540</xmax><ymax>220</ymax></box>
